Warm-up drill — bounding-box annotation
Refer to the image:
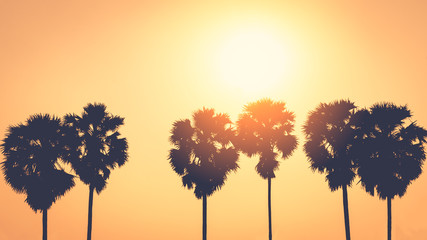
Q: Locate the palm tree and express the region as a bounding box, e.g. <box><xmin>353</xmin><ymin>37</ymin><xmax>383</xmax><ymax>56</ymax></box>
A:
<box><xmin>63</xmin><ymin>103</ymin><xmax>128</xmax><ymax>240</ymax></box>
<box><xmin>1</xmin><ymin>114</ymin><xmax>75</xmax><ymax>240</ymax></box>
<box><xmin>169</xmin><ymin>108</ymin><xmax>239</xmax><ymax>240</ymax></box>
<box><xmin>235</xmin><ymin>98</ymin><xmax>297</xmax><ymax>240</ymax></box>
<box><xmin>354</xmin><ymin>103</ymin><xmax>427</xmax><ymax>240</ymax></box>
<box><xmin>303</xmin><ymin>100</ymin><xmax>361</xmax><ymax>240</ymax></box>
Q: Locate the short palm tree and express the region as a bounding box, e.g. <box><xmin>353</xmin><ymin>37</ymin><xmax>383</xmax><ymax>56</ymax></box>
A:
<box><xmin>355</xmin><ymin>103</ymin><xmax>427</xmax><ymax>240</ymax></box>
<box><xmin>63</xmin><ymin>103</ymin><xmax>128</xmax><ymax>240</ymax></box>
<box><xmin>236</xmin><ymin>98</ymin><xmax>297</xmax><ymax>240</ymax></box>
<box><xmin>169</xmin><ymin>108</ymin><xmax>239</xmax><ymax>240</ymax></box>
<box><xmin>303</xmin><ymin>100</ymin><xmax>360</xmax><ymax>240</ymax></box>
<box><xmin>1</xmin><ymin>114</ymin><xmax>75</xmax><ymax>240</ymax></box>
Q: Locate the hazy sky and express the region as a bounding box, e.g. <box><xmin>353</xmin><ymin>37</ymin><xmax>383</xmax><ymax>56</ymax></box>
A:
<box><xmin>1</xmin><ymin>1</ymin><xmax>427</xmax><ymax>239</ymax></box>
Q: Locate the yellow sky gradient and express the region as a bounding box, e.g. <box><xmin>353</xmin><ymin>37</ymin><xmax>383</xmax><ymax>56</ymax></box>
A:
<box><xmin>1</xmin><ymin>1</ymin><xmax>427</xmax><ymax>239</ymax></box>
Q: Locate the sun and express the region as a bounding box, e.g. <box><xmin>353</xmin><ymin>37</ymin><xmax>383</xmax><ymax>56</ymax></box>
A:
<box><xmin>216</xmin><ymin>27</ymin><xmax>291</xmax><ymax>94</ymax></box>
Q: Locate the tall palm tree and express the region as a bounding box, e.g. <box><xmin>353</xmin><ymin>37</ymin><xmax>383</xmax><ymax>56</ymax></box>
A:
<box><xmin>236</xmin><ymin>98</ymin><xmax>297</xmax><ymax>240</ymax></box>
<box><xmin>63</xmin><ymin>103</ymin><xmax>128</xmax><ymax>240</ymax></box>
<box><xmin>1</xmin><ymin>114</ymin><xmax>75</xmax><ymax>240</ymax></box>
<box><xmin>169</xmin><ymin>108</ymin><xmax>239</xmax><ymax>240</ymax></box>
<box><xmin>354</xmin><ymin>103</ymin><xmax>427</xmax><ymax>240</ymax></box>
<box><xmin>303</xmin><ymin>100</ymin><xmax>361</xmax><ymax>240</ymax></box>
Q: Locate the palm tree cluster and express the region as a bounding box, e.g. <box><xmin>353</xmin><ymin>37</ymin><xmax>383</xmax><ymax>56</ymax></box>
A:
<box><xmin>303</xmin><ymin>100</ymin><xmax>427</xmax><ymax>240</ymax></box>
<box><xmin>169</xmin><ymin>99</ymin><xmax>298</xmax><ymax>240</ymax></box>
<box><xmin>169</xmin><ymin>99</ymin><xmax>426</xmax><ymax>240</ymax></box>
<box><xmin>1</xmin><ymin>98</ymin><xmax>424</xmax><ymax>240</ymax></box>
<box><xmin>1</xmin><ymin>103</ymin><xmax>128</xmax><ymax>240</ymax></box>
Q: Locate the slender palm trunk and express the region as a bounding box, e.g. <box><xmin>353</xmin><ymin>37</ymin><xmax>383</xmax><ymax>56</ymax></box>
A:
<box><xmin>387</xmin><ymin>197</ymin><xmax>392</xmax><ymax>240</ymax></box>
<box><xmin>43</xmin><ymin>209</ymin><xmax>47</xmax><ymax>240</ymax></box>
<box><xmin>268</xmin><ymin>177</ymin><xmax>272</xmax><ymax>240</ymax></box>
<box><xmin>87</xmin><ymin>185</ymin><xmax>94</xmax><ymax>240</ymax></box>
<box><xmin>342</xmin><ymin>185</ymin><xmax>351</xmax><ymax>240</ymax></box>
<box><xmin>203</xmin><ymin>194</ymin><xmax>207</xmax><ymax>240</ymax></box>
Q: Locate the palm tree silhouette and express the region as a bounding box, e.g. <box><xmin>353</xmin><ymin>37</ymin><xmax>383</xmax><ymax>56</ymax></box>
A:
<box><xmin>354</xmin><ymin>103</ymin><xmax>427</xmax><ymax>240</ymax></box>
<box><xmin>1</xmin><ymin>114</ymin><xmax>75</xmax><ymax>240</ymax></box>
<box><xmin>169</xmin><ymin>108</ymin><xmax>239</xmax><ymax>240</ymax></box>
<box><xmin>235</xmin><ymin>98</ymin><xmax>297</xmax><ymax>240</ymax></box>
<box><xmin>63</xmin><ymin>103</ymin><xmax>128</xmax><ymax>240</ymax></box>
<box><xmin>303</xmin><ymin>100</ymin><xmax>361</xmax><ymax>240</ymax></box>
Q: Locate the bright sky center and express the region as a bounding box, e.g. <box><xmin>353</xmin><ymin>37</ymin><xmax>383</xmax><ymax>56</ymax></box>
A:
<box><xmin>216</xmin><ymin>27</ymin><xmax>290</xmax><ymax>93</ymax></box>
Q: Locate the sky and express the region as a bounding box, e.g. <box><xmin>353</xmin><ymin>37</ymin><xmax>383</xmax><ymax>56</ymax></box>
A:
<box><xmin>0</xmin><ymin>1</ymin><xmax>427</xmax><ymax>239</ymax></box>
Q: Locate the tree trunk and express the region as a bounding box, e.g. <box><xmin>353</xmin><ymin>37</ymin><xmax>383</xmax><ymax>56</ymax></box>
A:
<box><xmin>268</xmin><ymin>177</ymin><xmax>272</xmax><ymax>240</ymax></box>
<box><xmin>203</xmin><ymin>194</ymin><xmax>207</xmax><ymax>240</ymax></box>
<box><xmin>43</xmin><ymin>209</ymin><xmax>47</xmax><ymax>240</ymax></box>
<box><xmin>87</xmin><ymin>185</ymin><xmax>94</xmax><ymax>240</ymax></box>
<box><xmin>342</xmin><ymin>185</ymin><xmax>351</xmax><ymax>240</ymax></box>
<box><xmin>388</xmin><ymin>197</ymin><xmax>392</xmax><ymax>240</ymax></box>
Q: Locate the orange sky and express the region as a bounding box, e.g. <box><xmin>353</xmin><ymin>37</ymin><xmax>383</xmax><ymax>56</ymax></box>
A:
<box><xmin>1</xmin><ymin>1</ymin><xmax>427</xmax><ymax>239</ymax></box>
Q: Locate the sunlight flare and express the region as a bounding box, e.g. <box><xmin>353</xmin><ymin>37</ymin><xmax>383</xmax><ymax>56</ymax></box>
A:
<box><xmin>216</xmin><ymin>27</ymin><xmax>291</xmax><ymax>93</ymax></box>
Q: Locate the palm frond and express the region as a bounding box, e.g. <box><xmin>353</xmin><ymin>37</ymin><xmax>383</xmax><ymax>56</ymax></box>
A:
<box><xmin>170</xmin><ymin>119</ymin><xmax>193</xmax><ymax>145</ymax></box>
<box><xmin>169</xmin><ymin>148</ymin><xmax>191</xmax><ymax>175</ymax></box>
<box><xmin>276</xmin><ymin>134</ymin><xmax>298</xmax><ymax>159</ymax></box>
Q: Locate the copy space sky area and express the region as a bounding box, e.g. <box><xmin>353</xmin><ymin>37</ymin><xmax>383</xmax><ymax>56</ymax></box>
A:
<box><xmin>1</xmin><ymin>1</ymin><xmax>427</xmax><ymax>240</ymax></box>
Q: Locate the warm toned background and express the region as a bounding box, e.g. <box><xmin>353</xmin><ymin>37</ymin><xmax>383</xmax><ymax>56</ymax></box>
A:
<box><xmin>1</xmin><ymin>1</ymin><xmax>426</xmax><ymax>239</ymax></box>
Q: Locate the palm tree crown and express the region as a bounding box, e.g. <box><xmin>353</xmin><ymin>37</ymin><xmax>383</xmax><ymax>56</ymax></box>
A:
<box><xmin>236</xmin><ymin>98</ymin><xmax>297</xmax><ymax>178</ymax></box>
<box><xmin>236</xmin><ymin>98</ymin><xmax>297</xmax><ymax>240</ymax></box>
<box><xmin>303</xmin><ymin>100</ymin><xmax>358</xmax><ymax>191</ymax></box>
<box><xmin>356</xmin><ymin>103</ymin><xmax>427</xmax><ymax>199</ymax></box>
<box><xmin>354</xmin><ymin>103</ymin><xmax>427</xmax><ymax>240</ymax></box>
<box><xmin>169</xmin><ymin>108</ymin><xmax>239</xmax><ymax>199</ymax></box>
<box><xmin>1</xmin><ymin>114</ymin><xmax>75</xmax><ymax>211</ymax></box>
<box><xmin>63</xmin><ymin>103</ymin><xmax>128</xmax><ymax>193</ymax></box>
<box><xmin>303</xmin><ymin>99</ymin><xmax>362</xmax><ymax>240</ymax></box>
<box><xmin>64</xmin><ymin>103</ymin><xmax>128</xmax><ymax>240</ymax></box>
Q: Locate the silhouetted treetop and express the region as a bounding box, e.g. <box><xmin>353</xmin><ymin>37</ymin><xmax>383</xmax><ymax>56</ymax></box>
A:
<box><xmin>63</xmin><ymin>103</ymin><xmax>128</xmax><ymax>240</ymax></box>
<box><xmin>355</xmin><ymin>102</ymin><xmax>427</xmax><ymax>200</ymax></box>
<box><xmin>302</xmin><ymin>99</ymin><xmax>362</xmax><ymax>240</ymax></box>
<box><xmin>236</xmin><ymin>98</ymin><xmax>297</xmax><ymax>179</ymax></box>
<box><xmin>303</xmin><ymin>100</ymin><xmax>359</xmax><ymax>191</ymax></box>
<box><xmin>1</xmin><ymin>114</ymin><xmax>75</xmax><ymax>212</ymax></box>
<box><xmin>63</xmin><ymin>103</ymin><xmax>128</xmax><ymax>194</ymax></box>
<box><xmin>169</xmin><ymin>108</ymin><xmax>239</xmax><ymax>199</ymax></box>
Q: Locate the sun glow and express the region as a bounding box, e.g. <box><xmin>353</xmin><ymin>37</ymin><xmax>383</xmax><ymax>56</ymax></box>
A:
<box><xmin>216</xmin><ymin>27</ymin><xmax>291</xmax><ymax>94</ymax></box>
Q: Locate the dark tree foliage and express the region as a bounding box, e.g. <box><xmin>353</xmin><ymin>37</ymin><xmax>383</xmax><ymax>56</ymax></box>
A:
<box><xmin>2</xmin><ymin>114</ymin><xmax>75</xmax><ymax>211</ymax></box>
<box><xmin>355</xmin><ymin>103</ymin><xmax>427</xmax><ymax>200</ymax></box>
<box><xmin>353</xmin><ymin>103</ymin><xmax>427</xmax><ymax>240</ymax></box>
<box><xmin>303</xmin><ymin>99</ymin><xmax>362</xmax><ymax>240</ymax></box>
<box><xmin>2</xmin><ymin>114</ymin><xmax>76</xmax><ymax>240</ymax></box>
<box><xmin>236</xmin><ymin>98</ymin><xmax>297</xmax><ymax>178</ymax></box>
<box><xmin>63</xmin><ymin>103</ymin><xmax>128</xmax><ymax>193</ymax></box>
<box><xmin>169</xmin><ymin>108</ymin><xmax>239</xmax><ymax>199</ymax></box>
<box><xmin>303</xmin><ymin>100</ymin><xmax>359</xmax><ymax>191</ymax></box>
<box><xmin>63</xmin><ymin>103</ymin><xmax>128</xmax><ymax>240</ymax></box>
<box><xmin>236</xmin><ymin>98</ymin><xmax>297</xmax><ymax>240</ymax></box>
